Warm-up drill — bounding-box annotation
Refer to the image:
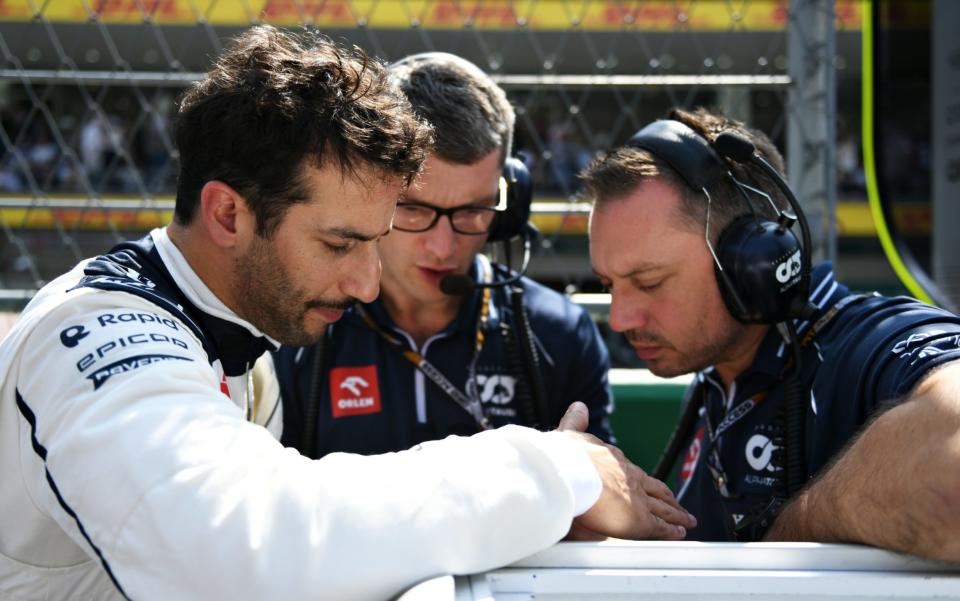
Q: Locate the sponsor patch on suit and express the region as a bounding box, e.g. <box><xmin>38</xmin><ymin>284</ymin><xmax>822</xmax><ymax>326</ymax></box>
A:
<box><xmin>330</xmin><ymin>365</ymin><xmax>382</xmax><ymax>418</ymax></box>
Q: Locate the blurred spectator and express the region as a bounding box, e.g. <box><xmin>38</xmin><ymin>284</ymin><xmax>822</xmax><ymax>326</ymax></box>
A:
<box><xmin>80</xmin><ymin>113</ymin><xmax>109</xmax><ymax>187</ymax></box>
<box><xmin>25</xmin><ymin>127</ymin><xmax>57</xmax><ymax>188</ymax></box>
<box><xmin>81</xmin><ymin>112</ymin><xmax>136</xmax><ymax>192</ymax></box>
<box><xmin>135</xmin><ymin>95</ymin><xmax>176</xmax><ymax>194</ymax></box>
<box><xmin>837</xmin><ymin>131</ymin><xmax>865</xmax><ymax>195</ymax></box>
<box><xmin>546</xmin><ymin>123</ymin><xmax>592</xmax><ymax>196</ymax></box>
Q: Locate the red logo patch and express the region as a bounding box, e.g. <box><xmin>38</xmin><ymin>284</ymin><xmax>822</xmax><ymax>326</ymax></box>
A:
<box><xmin>330</xmin><ymin>365</ymin><xmax>381</xmax><ymax>418</ymax></box>
<box><xmin>679</xmin><ymin>426</ymin><xmax>706</xmax><ymax>483</ymax></box>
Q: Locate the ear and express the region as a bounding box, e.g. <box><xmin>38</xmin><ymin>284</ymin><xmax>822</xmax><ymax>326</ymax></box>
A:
<box><xmin>198</xmin><ymin>181</ymin><xmax>253</xmax><ymax>249</ymax></box>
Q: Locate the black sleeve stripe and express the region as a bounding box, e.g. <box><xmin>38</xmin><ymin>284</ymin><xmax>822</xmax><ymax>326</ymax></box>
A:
<box><xmin>15</xmin><ymin>390</ymin><xmax>132</xmax><ymax>601</ymax></box>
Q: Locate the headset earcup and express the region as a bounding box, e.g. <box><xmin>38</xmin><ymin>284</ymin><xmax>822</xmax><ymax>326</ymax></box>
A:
<box><xmin>714</xmin><ymin>215</ymin><xmax>805</xmax><ymax>324</ymax></box>
<box><xmin>488</xmin><ymin>157</ymin><xmax>533</xmax><ymax>242</ymax></box>
<box><xmin>624</xmin><ymin>119</ymin><xmax>811</xmax><ymax>323</ymax></box>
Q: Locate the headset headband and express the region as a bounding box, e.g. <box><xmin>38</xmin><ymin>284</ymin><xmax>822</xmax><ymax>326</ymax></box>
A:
<box><xmin>627</xmin><ymin>120</ymin><xmax>729</xmax><ymax>191</ymax></box>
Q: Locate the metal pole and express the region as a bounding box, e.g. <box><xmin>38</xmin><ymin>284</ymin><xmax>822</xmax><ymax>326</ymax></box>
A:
<box><xmin>932</xmin><ymin>0</ymin><xmax>960</xmax><ymax>308</ymax></box>
<box><xmin>787</xmin><ymin>0</ymin><xmax>837</xmax><ymax>265</ymax></box>
<box><xmin>0</xmin><ymin>69</ymin><xmax>791</xmax><ymax>90</ymax></box>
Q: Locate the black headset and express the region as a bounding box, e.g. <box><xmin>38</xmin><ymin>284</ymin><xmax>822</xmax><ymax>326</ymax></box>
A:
<box><xmin>488</xmin><ymin>156</ymin><xmax>534</xmax><ymax>242</ymax></box>
<box><xmin>626</xmin><ymin>119</ymin><xmax>814</xmax><ymax>324</ymax></box>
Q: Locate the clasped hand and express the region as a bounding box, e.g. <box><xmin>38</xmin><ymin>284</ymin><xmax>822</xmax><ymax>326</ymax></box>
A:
<box><xmin>558</xmin><ymin>402</ymin><xmax>697</xmax><ymax>541</ymax></box>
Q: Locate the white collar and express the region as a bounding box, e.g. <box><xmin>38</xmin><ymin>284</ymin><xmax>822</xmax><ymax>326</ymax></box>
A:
<box><xmin>150</xmin><ymin>227</ymin><xmax>279</xmax><ymax>347</ymax></box>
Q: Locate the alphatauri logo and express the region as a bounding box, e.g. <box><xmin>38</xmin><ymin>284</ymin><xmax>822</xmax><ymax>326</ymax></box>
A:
<box><xmin>476</xmin><ymin>374</ymin><xmax>516</xmax><ymax>405</ymax></box>
<box><xmin>774</xmin><ymin>249</ymin><xmax>802</xmax><ymax>285</ymax></box>
<box><xmin>330</xmin><ymin>365</ymin><xmax>381</xmax><ymax>418</ymax></box>
<box><xmin>745</xmin><ymin>434</ymin><xmax>778</xmax><ymax>472</ymax></box>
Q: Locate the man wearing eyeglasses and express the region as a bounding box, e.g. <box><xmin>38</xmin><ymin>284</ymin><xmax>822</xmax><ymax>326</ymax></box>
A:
<box><xmin>272</xmin><ymin>52</ymin><xmax>614</xmax><ymax>458</ymax></box>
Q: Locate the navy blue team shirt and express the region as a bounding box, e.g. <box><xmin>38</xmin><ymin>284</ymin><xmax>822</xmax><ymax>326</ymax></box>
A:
<box><xmin>677</xmin><ymin>263</ymin><xmax>960</xmax><ymax>540</ymax></box>
<box><xmin>274</xmin><ymin>257</ymin><xmax>614</xmax><ymax>458</ymax></box>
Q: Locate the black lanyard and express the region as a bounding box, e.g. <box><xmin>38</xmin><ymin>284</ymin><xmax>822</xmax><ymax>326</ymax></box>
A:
<box><xmin>356</xmin><ymin>292</ymin><xmax>493</xmax><ymax>431</ymax></box>
<box><xmin>701</xmin><ymin>380</ymin><xmax>761</xmax><ymax>498</ymax></box>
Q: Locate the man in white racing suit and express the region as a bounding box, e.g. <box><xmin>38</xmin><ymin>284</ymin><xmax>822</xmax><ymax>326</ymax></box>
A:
<box><xmin>0</xmin><ymin>26</ymin><xmax>695</xmax><ymax>601</ymax></box>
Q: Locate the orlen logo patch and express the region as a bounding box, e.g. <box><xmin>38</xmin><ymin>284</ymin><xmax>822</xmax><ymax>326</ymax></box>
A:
<box><xmin>679</xmin><ymin>426</ymin><xmax>705</xmax><ymax>483</ymax></box>
<box><xmin>330</xmin><ymin>365</ymin><xmax>381</xmax><ymax>418</ymax></box>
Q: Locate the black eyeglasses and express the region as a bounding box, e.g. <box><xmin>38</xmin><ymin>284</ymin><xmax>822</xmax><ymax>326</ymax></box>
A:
<box><xmin>393</xmin><ymin>203</ymin><xmax>499</xmax><ymax>235</ymax></box>
<box><xmin>393</xmin><ymin>177</ymin><xmax>508</xmax><ymax>235</ymax></box>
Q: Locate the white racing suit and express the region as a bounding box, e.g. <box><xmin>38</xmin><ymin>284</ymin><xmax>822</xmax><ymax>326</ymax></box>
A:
<box><xmin>0</xmin><ymin>228</ymin><xmax>600</xmax><ymax>601</ymax></box>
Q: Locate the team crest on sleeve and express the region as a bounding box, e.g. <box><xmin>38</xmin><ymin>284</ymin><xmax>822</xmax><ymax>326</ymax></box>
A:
<box><xmin>330</xmin><ymin>365</ymin><xmax>382</xmax><ymax>418</ymax></box>
<box><xmin>891</xmin><ymin>330</ymin><xmax>960</xmax><ymax>365</ymax></box>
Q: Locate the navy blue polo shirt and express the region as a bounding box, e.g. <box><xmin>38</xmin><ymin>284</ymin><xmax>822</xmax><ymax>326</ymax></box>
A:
<box><xmin>677</xmin><ymin>263</ymin><xmax>960</xmax><ymax>540</ymax></box>
<box><xmin>274</xmin><ymin>257</ymin><xmax>613</xmax><ymax>458</ymax></box>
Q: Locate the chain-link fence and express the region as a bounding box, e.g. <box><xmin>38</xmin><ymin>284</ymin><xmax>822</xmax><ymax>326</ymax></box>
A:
<box><xmin>0</xmin><ymin>0</ymin><xmax>864</xmax><ymax>304</ymax></box>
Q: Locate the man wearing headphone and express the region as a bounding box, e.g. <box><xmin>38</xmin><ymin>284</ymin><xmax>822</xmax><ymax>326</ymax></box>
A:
<box><xmin>585</xmin><ymin>107</ymin><xmax>960</xmax><ymax>560</ymax></box>
<box><xmin>273</xmin><ymin>52</ymin><xmax>614</xmax><ymax>458</ymax></box>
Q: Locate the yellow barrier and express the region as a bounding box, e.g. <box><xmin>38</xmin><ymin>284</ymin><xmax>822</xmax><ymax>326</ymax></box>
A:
<box><xmin>0</xmin><ymin>196</ymin><xmax>931</xmax><ymax>237</ymax></box>
<box><xmin>0</xmin><ymin>0</ymin><xmax>865</xmax><ymax>31</ymax></box>
<box><xmin>0</xmin><ymin>205</ymin><xmax>173</xmax><ymax>230</ymax></box>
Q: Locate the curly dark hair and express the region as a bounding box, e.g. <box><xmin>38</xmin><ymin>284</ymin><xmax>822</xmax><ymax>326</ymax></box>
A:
<box><xmin>581</xmin><ymin>107</ymin><xmax>788</xmax><ymax>241</ymax></box>
<box><xmin>174</xmin><ymin>26</ymin><xmax>434</xmax><ymax>236</ymax></box>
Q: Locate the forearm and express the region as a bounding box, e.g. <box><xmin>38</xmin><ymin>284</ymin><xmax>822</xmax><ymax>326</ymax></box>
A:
<box><xmin>113</xmin><ymin>426</ymin><xmax>590</xmax><ymax>600</ymax></box>
<box><xmin>766</xmin><ymin>363</ymin><xmax>960</xmax><ymax>561</ymax></box>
